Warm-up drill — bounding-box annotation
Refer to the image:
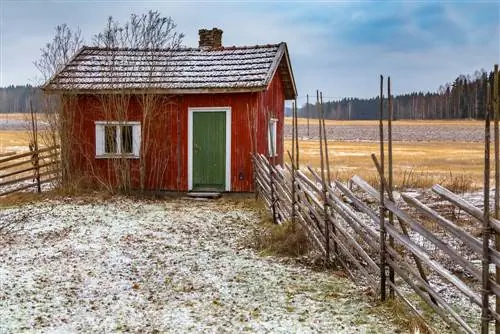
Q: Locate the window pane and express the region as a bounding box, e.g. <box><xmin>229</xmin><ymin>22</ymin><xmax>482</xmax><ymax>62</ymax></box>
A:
<box><xmin>121</xmin><ymin>125</ymin><xmax>133</xmax><ymax>154</ymax></box>
<box><xmin>104</xmin><ymin>126</ymin><xmax>117</xmax><ymax>153</ymax></box>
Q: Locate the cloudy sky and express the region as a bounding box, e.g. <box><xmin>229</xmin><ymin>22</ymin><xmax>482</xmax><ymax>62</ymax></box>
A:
<box><xmin>0</xmin><ymin>0</ymin><xmax>499</xmax><ymax>103</ymax></box>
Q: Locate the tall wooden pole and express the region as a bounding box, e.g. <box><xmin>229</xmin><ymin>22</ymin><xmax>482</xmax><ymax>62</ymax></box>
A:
<box><xmin>317</xmin><ymin>90</ymin><xmax>329</xmax><ymax>263</ymax></box>
<box><xmin>387</xmin><ymin>76</ymin><xmax>394</xmax><ymax>298</ymax></box>
<box><xmin>379</xmin><ymin>75</ymin><xmax>386</xmax><ymax>301</ymax></box>
<box><xmin>482</xmin><ymin>81</ymin><xmax>492</xmax><ymax>334</ymax></box>
<box><xmin>321</xmin><ymin>92</ymin><xmax>337</xmax><ymax>255</ymax></box>
<box><xmin>493</xmin><ymin>64</ymin><xmax>500</xmax><ymax>334</ymax></box>
<box><xmin>306</xmin><ymin>94</ymin><xmax>310</xmax><ymax>137</ymax></box>
<box><xmin>30</xmin><ymin>99</ymin><xmax>41</xmax><ymax>193</ymax></box>
<box><xmin>291</xmin><ymin>101</ymin><xmax>296</xmax><ymax>225</ymax></box>
<box><xmin>295</xmin><ymin>97</ymin><xmax>300</xmax><ymax>170</ymax></box>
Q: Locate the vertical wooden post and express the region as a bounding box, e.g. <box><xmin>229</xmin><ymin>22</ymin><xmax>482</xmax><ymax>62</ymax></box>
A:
<box><xmin>30</xmin><ymin>100</ymin><xmax>41</xmax><ymax>193</ymax></box>
<box><xmin>493</xmin><ymin>64</ymin><xmax>500</xmax><ymax>334</ymax></box>
<box><xmin>321</xmin><ymin>92</ymin><xmax>337</xmax><ymax>255</ymax></box>
<box><xmin>482</xmin><ymin>81</ymin><xmax>492</xmax><ymax>334</ymax></box>
<box><xmin>379</xmin><ymin>75</ymin><xmax>387</xmax><ymax>301</ymax></box>
<box><xmin>306</xmin><ymin>94</ymin><xmax>310</xmax><ymax>137</ymax></box>
<box><xmin>295</xmin><ymin>97</ymin><xmax>300</xmax><ymax>170</ymax></box>
<box><xmin>387</xmin><ymin>76</ymin><xmax>395</xmax><ymax>298</ymax></box>
<box><xmin>291</xmin><ymin>101</ymin><xmax>296</xmax><ymax>225</ymax></box>
<box><xmin>317</xmin><ymin>90</ymin><xmax>329</xmax><ymax>263</ymax></box>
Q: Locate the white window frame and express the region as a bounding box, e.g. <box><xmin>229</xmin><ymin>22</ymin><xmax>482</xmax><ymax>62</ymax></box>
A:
<box><xmin>95</xmin><ymin>121</ymin><xmax>141</xmax><ymax>159</ymax></box>
<box><xmin>268</xmin><ymin>118</ymin><xmax>278</xmax><ymax>157</ymax></box>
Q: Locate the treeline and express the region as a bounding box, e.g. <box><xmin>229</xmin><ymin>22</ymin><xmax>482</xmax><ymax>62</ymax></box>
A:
<box><xmin>294</xmin><ymin>68</ymin><xmax>495</xmax><ymax>120</ymax></box>
<box><xmin>1</xmin><ymin>68</ymin><xmax>497</xmax><ymax>119</ymax></box>
<box><xmin>0</xmin><ymin>85</ymin><xmax>44</xmax><ymax>113</ymax></box>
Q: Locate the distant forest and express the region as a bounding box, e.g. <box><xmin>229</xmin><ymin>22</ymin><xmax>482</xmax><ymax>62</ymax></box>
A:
<box><xmin>0</xmin><ymin>85</ymin><xmax>43</xmax><ymax>113</ymax></box>
<box><xmin>289</xmin><ymin>69</ymin><xmax>494</xmax><ymax>120</ymax></box>
<box><xmin>0</xmin><ymin>68</ymin><xmax>496</xmax><ymax>119</ymax></box>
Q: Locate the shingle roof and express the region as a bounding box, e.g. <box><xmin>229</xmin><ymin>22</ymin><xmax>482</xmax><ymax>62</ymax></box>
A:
<box><xmin>43</xmin><ymin>43</ymin><xmax>297</xmax><ymax>99</ymax></box>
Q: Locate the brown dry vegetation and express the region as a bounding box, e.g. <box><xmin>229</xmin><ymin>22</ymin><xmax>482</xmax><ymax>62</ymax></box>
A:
<box><xmin>0</xmin><ymin>113</ymin><xmax>49</xmax><ymax>121</ymax></box>
<box><xmin>0</xmin><ymin>114</ymin><xmax>487</xmax><ymax>191</ymax></box>
<box><xmin>286</xmin><ymin>139</ymin><xmax>483</xmax><ymax>190</ymax></box>
<box><xmin>0</xmin><ymin>130</ymin><xmax>31</xmax><ymax>154</ymax></box>
<box><xmin>284</xmin><ymin>118</ymin><xmax>486</xmax><ymax>191</ymax></box>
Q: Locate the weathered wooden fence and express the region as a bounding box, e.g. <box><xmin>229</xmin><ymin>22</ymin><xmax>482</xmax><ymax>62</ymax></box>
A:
<box><xmin>254</xmin><ymin>153</ymin><xmax>499</xmax><ymax>332</ymax></box>
<box><xmin>253</xmin><ymin>65</ymin><xmax>500</xmax><ymax>333</ymax></box>
<box><xmin>0</xmin><ymin>145</ymin><xmax>61</xmax><ymax>196</ymax></box>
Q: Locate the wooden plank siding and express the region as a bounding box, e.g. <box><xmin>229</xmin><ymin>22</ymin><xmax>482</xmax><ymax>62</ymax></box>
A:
<box><xmin>63</xmin><ymin>71</ymin><xmax>286</xmax><ymax>192</ymax></box>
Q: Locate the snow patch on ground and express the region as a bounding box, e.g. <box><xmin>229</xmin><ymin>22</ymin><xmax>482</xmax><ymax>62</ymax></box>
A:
<box><xmin>0</xmin><ymin>197</ymin><xmax>398</xmax><ymax>333</ymax></box>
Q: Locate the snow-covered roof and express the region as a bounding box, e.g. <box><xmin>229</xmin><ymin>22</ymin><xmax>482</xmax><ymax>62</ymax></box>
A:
<box><xmin>42</xmin><ymin>43</ymin><xmax>297</xmax><ymax>99</ymax></box>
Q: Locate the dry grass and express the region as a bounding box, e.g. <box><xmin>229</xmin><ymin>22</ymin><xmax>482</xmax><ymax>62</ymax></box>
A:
<box><xmin>0</xmin><ymin>130</ymin><xmax>31</xmax><ymax>154</ymax></box>
<box><xmin>284</xmin><ymin>117</ymin><xmax>483</xmax><ymax>127</ymax></box>
<box><xmin>0</xmin><ymin>113</ymin><xmax>48</xmax><ymax>122</ymax></box>
<box><xmin>286</xmin><ymin>139</ymin><xmax>484</xmax><ymax>191</ymax></box>
<box><xmin>252</xmin><ymin>214</ymin><xmax>310</xmax><ymax>257</ymax></box>
<box><xmin>370</xmin><ymin>298</ymin><xmax>434</xmax><ymax>334</ymax></box>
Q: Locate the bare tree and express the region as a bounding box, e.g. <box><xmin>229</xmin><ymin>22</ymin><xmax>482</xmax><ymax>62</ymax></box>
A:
<box><xmin>93</xmin><ymin>11</ymin><xmax>184</xmax><ymax>49</ymax></box>
<box><xmin>34</xmin><ymin>24</ymin><xmax>84</xmax><ymax>188</ymax></box>
<box><xmin>36</xmin><ymin>11</ymin><xmax>184</xmax><ymax>192</ymax></box>
<box><xmin>34</xmin><ymin>24</ymin><xmax>83</xmax><ymax>82</ymax></box>
<box><xmin>92</xmin><ymin>10</ymin><xmax>184</xmax><ymax>191</ymax></box>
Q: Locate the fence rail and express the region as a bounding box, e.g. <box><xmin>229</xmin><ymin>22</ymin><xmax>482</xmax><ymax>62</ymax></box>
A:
<box><xmin>0</xmin><ymin>145</ymin><xmax>61</xmax><ymax>196</ymax></box>
<box><xmin>254</xmin><ymin>152</ymin><xmax>498</xmax><ymax>333</ymax></box>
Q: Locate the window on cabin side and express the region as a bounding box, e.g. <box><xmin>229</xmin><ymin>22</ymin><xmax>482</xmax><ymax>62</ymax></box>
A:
<box><xmin>95</xmin><ymin>122</ymin><xmax>141</xmax><ymax>158</ymax></box>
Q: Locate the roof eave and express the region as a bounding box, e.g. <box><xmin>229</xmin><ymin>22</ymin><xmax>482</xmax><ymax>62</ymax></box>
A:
<box><xmin>42</xmin><ymin>86</ymin><xmax>268</xmax><ymax>95</ymax></box>
<box><xmin>262</xmin><ymin>42</ymin><xmax>297</xmax><ymax>100</ymax></box>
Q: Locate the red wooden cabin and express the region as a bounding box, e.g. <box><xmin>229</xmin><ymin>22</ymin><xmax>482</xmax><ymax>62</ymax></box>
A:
<box><xmin>43</xmin><ymin>28</ymin><xmax>297</xmax><ymax>192</ymax></box>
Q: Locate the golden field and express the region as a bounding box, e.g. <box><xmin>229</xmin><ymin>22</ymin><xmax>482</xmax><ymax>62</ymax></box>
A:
<box><xmin>285</xmin><ymin>139</ymin><xmax>484</xmax><ymax>190</ymax></box>
<box><xmin>0</xmin><ymin>114</ymin><xmax>488</xmax><ymax>190</ymax></box>
<box><xmin>284</xmin><ymin>117</ymin><xmax>487</xmax><ymax>190</ymax></box>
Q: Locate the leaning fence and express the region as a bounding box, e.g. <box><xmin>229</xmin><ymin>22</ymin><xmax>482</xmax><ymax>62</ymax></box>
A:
<box><xmin>0</xmin><ymin>145</ymin><xmax>61</xmax><ymax>196</ymax></box>
<box><xmin>253</xmin><ymin>65</ymin><xmax>500</xmax><ymax>333</ymax></box>
<box><xmin>254</xmin><ymin>153</ymin><xmax>498</xmax><ymax>333</ymax></box>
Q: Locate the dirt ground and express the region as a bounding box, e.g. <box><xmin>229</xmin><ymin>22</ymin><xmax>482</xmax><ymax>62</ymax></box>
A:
<box><xmin>0</xmin><ymin>196</ymin><xmax>403</xmax><ymax>333</ymax></box>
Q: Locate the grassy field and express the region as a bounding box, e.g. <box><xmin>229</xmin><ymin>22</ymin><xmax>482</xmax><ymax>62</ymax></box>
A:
<box><xmin>0</xmin><ymin>114</ymin><xmax>487</xmax><ymax>190</ymax></box>
<box><xmin>285</xmin><ymin>117</ymin><xmax>486</xmax><ymax>191</ymax></box>
<box><xmin>0</xmin><ymin>130</ymin><xmax>31</xmax><ymax>155</ymax></box>
<box><xmin>285</xmin><ymin>139</ymin><xmax>483</xmax><ymax>191</ymax></box>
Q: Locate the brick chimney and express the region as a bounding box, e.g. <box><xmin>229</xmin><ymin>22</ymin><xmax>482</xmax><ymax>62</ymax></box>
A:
<box><xmin>198</xmin><ymin>28</ymin><xmax>223</xmax><ymax>49</ymax></box>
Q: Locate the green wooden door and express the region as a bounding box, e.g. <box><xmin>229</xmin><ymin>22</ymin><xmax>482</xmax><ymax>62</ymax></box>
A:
<box><xmin>192</xmin><ymin>112</ymin><xmax>226</xmax><ymax>191</ymax></box>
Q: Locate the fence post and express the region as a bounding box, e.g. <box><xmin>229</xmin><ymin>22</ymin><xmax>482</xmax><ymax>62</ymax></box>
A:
<box><xmin>492</xmin><ymin>64</ymin><xmax>500</xmax><ymax>334</ymax></box>
<box><xmin>387</xmin><ymin>76</ymin><xmax>395</xmax><ymax>299</ymax></box>
<box><xmin>30</xmin><ymin>100</ymin><xmax>41</xmax><ymax>193</ymax></box>
<box><xmin>291</xmin><ymin>101</ymin><xmax>296</xmax><ymax>225</ymax></box>
<box><xmin>379</xmin><ymin>75</ymin><xmax>387</xmax><ymax>301</ymax></box>
<box><xmin>320</xmin><ymin>92</ymin><xmax>337</xmax><ymax>256</ymax></box>
<box><xmin>482</xmin><ymin>81</ymin><xmax>492</xmax><ymax>334</ymax></box>
<box><xmin>317</xmin><ymin>90</ymin><xmax>330</xmax><ymax>263</ymax></box>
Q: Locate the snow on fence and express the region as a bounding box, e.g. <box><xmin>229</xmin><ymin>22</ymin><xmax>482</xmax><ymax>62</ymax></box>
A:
<box><xmin>0</xmin><ymin>145</ymin><xmax>61</xmax><ymax>196</ymax></box>
<box><xmin>253</xmin><ymin>152</ymin><xmax>500</xmax><ymax>333</ymax></box>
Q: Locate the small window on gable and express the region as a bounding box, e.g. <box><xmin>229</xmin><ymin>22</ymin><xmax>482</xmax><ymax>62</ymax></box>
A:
<box><xmin>95</xmin><ymin>122</ymin><xmax>141</xmax><ymax>158</ymax></box>
<box><xmin>268</xmin><ymin>118</ymin><xmax>278</xmax><ymax>157</ymax></box>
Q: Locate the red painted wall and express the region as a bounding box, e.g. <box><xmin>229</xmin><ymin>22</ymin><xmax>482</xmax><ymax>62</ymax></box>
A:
<box><xmin>65</xmin><ymin>71</ymin><xmax>286</xmax><ymax>192</ymax></box>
